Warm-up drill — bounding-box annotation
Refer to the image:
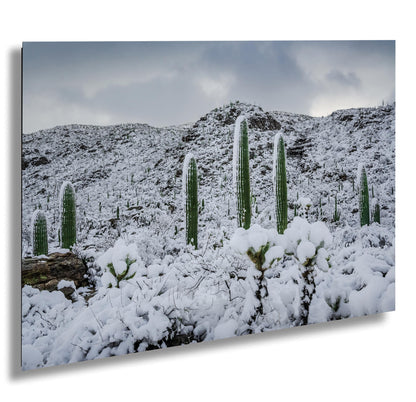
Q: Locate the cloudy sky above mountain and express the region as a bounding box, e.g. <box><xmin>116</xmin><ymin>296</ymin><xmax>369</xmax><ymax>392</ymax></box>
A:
<box><xmin>22</xmin><ymin>41</ymin><xmax>395</xmax><ymax>133</ymax></box>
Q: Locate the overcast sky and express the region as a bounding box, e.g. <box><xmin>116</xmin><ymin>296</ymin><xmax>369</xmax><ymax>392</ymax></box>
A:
<box><xmin>22</xmin><ymin>41</ymin><xmax>395</xmax><ymax>133</ymax></box>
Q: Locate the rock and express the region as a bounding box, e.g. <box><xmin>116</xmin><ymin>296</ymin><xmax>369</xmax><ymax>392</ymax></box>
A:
<box><xmin>287</xmin><ymin>136</ymin><xmax>312</xmax><ymax>158</ymax></box>
<box><xmin>248</xmin><ymin>112</ymin><xmax>281</xmax><ymax>131</ymax></box>
<box><xmin>22</xmin><ymin>252</ymin><xmax>89</xmax><ymax>293</ymax></box>
<box><xmin>31</xmin><ymin>156</ymin><xmax>50</xmax><ymax>167</ymax></box>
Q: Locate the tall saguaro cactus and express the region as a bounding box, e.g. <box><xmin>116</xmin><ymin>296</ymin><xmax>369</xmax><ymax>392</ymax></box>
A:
<box><xmin>273</xmin><ymin>134</ymin><xmax>287</xmax><ymax>234</ymax></box>
<box><xmin>59</xmin><ymin>181</ymin><xmax>77</xmax><ymax>248</ymax></box>
<box><xmin>233</xmin><ymin>115</ymin><xmax>251</xmax><ymax>229</ymax></box>
<box><xmin>31</xmin><ymin>210</ymin><xmax>48</xmax><ymax>256</ymax></box>
<box><xmin>183</xmin><ymin>153</ymin><xmax>198</xmax><ymax>249</ymax></box>
<box><xmin>358</xmin><ymin>165</ymin><xmax>370</xmax><ymax>226</ymax></box>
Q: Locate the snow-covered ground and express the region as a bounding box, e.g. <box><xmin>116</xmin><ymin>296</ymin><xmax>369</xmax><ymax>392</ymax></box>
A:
<box><xmin>21</xmin><ymin>101</ymin><xmax>395</xmax><ymax>370</ymax></box>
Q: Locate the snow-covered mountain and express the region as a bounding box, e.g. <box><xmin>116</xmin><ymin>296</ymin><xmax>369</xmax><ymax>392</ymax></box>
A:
<box><xmin>22</xmin><ymin>101</ymin><xmax>395</xmax><ymax>255</ymax></box>
<box><xmin>21</xmin><ymin>101</ymin><xmax>395</xmax><ymax>369</ymax></box>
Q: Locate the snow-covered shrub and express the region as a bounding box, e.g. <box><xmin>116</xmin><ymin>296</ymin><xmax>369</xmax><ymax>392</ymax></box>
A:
<box><xmin>273</xmin><ymin>134</ymin><xmax>287</xmax><ymax>233</ymax></box>
<box><xmin>31</xmin><ymin>209</ymin><xmax>48</xmax><ymax>256</ymax></box>
<box><xmin>233</xmin><ymin>115</ymin><xmax>251</xmax><ymax>229</ymax></box>
<box><xmin>358</xmin><ymin>165</ymin><xmax>370</xmax><ymax>226</ymax></box>
<box><xmin>97</xmin><ymin>239</ymin><xmax>143</xmax><ymax>288</ymax></box>
<box><xmin>59</xmin><ymin>181</ymin><xmax>76</xmax><ymax>248</ymax></box>
<box><xmin>231</xmin><ymin>217</ymin><xmax>333</xmax><ymax>325</ymax></box>
<box><xmin>231</xmin><ymin>224</ymin><xmax>284</xmax><ymax>272</ymax></box>
<box><xmin>295</xmin><ymin>196</ymin><xmax>312</xmax><ymax>220</ymax></box>
<box><xmin>183</xmin><ymin>153</ymin><xmax>198</xmax><ymax>249</ymax></box>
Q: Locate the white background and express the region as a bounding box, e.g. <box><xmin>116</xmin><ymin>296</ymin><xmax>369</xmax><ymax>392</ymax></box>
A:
<box><xmin>1</xmin><ymin>1</ymin><xmax>415</xmax><ymax>401</ymax></box>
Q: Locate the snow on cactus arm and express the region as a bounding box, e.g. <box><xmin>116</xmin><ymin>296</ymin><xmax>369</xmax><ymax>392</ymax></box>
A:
<box><xmin>296</xmin><ymin>240</ymin><xmax>316</xmax><ymax>265</ymax></box>
<box><xmin>59</xmin><ymin>181</ymin><xmax>76</xmax><ymax>249</ymax></box>
<box><xmin>232</xmin><ymin>115</ymin><xmax>251</xmax><ymax>229</ymax></box>
<box><xmin>273</xmin><ymin>133</ymin><xmax>287</xmax><ymax>234</ymax></box>
<box><xmin>31</xmin><ymin>209</ymin><xmax>48</xmax><ymax>256</ymax></box>
<box><xmin>309</xmin><ymin>221</ymin><xmax>333</xmax><ymax>249</ymax></box>
<box><xmin>264</xmin><ymin>245</ymin><xmax>284</xmax><ymax>267</ymax></box>
<box><xmin>97</xmin><ymin>239</ymin><xmax>143</xmax><ymax>288</ymax></box>
<box><xmin>230</xmin><ymin>224</ymin><xmax>281</xmax><ymax>271</ymax></box>
<box><xmin>182</xmin><ymin>153</ymin><xmax>198</xmax><ymax>249</ymax></box>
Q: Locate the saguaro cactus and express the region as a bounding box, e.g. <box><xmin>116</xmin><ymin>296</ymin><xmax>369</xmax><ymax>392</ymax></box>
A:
<box><xmin>373</xmin><ymin>200</ymin><xmax>381</xmax><ymax>224</ymax></box>
<box><xmin>358</xmin><ymin>165</ymin><xmax>370</xmax><ymax>226</ymax></box>
<box><xmin>31</xmin><ymin>210</ymin><xmax>48</xmax><ymax>256</ymax></box>
<box><xmin>183</xmin><ymin>153</ymin><xmax>198</xmax><ymax>249</ymax></box>
<box><xmin>233</xmin><ymin>115</ymin><xmax>251</xmax><ymax>229</ymax></box>
<box><xmin>59</xmin><ymin>181</ymin><xmax>76</xmax><ymax>248</ymax></box>
<box><xmin>273</xmin><ymin>134</ymin><xmax>287</xmax><ymax>234</ymax></box>
<box><xmin>333</xmin><ymin>193</ymin><xmax>340</xmax><ymax>222</ymax></box>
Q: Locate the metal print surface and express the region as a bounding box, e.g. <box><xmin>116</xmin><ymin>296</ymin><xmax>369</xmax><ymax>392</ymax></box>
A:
<box><xmin>21</xmin><ymin>41</ymin><xmax>395</xmax><ymax>370</ymax></box>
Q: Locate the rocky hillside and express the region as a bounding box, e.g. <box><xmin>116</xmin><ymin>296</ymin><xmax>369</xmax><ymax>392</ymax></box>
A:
<box><xmin>21</xmin><ymin>101</ymin><xmax>395</xmax><ymax>258</ymax></box>
<box><xmin>21</xmin><ymin>101</ymin><xmax>395</xmax><ymax>369</ymax></box>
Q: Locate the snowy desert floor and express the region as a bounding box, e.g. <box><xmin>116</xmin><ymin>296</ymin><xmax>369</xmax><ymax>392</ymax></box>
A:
<box><xmin>21</xmin><ymin>101</ymin><xmax>395</xmax><ymax>370</ymax></box>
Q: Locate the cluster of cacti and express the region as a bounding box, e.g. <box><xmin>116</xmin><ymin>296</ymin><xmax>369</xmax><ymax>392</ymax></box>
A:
<box><xmin>358</xmin><ymin>165</ymin><xmax>382</xmax><ymax>226</ymax></box>
<box><xmin>59</xmin><ymin>181</ymin><xmax>77</xmax><ymax>249</ymax></box>
<box><xmin>273</xmin><ymin>134</ymin><xmax>288</xmax><ymax>234</ymax></box>
<box><xmin>31</xmin><ymin>210</ymin><xmax>48</xmax><ymax>256</ymax></box>
<box><xmin>233</xmin><ymin>116</ymin><xmax>251</xmax><ymax>230</ymax></box>
<box><xmin>183</xmin><ymin>153</ymin><xmax>198</xmax><ymax>249</ymax></box>
<box><xmin>30</xmin><ymin>181</ymin><xmax>77</xmax><ymax>255</ymax></box>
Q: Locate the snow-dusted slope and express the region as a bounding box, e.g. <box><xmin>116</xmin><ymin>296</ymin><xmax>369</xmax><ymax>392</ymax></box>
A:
<box><xmin>22</xmin><ymin>101</ymin><xmax>395</xmax><ymax>255</ymax></box>
<box><xmin>21</xmin><ymin>101</ymin><xmax>395</xmax><ymax>369</ymax></box>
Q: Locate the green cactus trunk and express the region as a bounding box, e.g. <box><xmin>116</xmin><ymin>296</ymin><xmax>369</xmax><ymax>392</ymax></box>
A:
<box><xmin>32</xmin><ymin>210</ymin><xmax>48</xmax><ymax>256</ymax></box>
<box><xmin>373</xmin><ymin>202</ymin><xmax>381</xmax><ymax>224</ymax></box>
<box><xmin>60</xmin><ymin>182</ymin><xmax>76</xmax><ymax>249</ymax></box>
<box><xmin>359</xmin><ymin>166</ymin><xmax>370</xmax><ymax>226</ymax></box>
<box><xmin>274</xmin><ymin>134</ymin><xmax>287</xmax><ymax>234</ymax></box>
<box><xmin>234</xmin><ymin>118</ymin><xmax>251</xmax><ymax>229</ymax></box>
<box><xmin>333</xmin><ymin>193</ymin><xmax>340</xmax><ymax>222</ymax></box>
<box><xmin>184</xmin><ymin>155</ymin><xmax>198</xmax><ymax>249</ymax></box>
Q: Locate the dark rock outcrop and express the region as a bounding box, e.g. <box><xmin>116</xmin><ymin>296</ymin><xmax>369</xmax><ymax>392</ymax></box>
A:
<box><xmin>22</xmin><ymin>252</ymin><xmax>89</xmax><ymax>296</ymax></box>
<box><xmin>247</xmin><ymin>112</ymin><xmax>281</xmax><ymax>131</ymax></box>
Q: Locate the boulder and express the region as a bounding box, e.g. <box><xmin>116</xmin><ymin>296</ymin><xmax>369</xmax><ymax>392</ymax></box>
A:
<box><xmin>21</xmin><ymin>252</ymin><xmax>89</xmax><ymax>293</ymax></box>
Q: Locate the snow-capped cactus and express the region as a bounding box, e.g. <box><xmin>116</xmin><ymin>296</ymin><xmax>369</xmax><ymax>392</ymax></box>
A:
<box><xmin>59</xmin><ymin>181</ymin><xmax>76</xmax><ymax>249</ymax></box>
<box><xmin>233</xmin><ymin>115</ymin><xmax>251</xmax><ymax>230</ymax></box>
<box><xmin>183</xmin><ymin>153</ymin><xmax>198</xmax><ymax>249</ymax></box>
<box><xmin>273</xmin><ymin>134</ymin><xmax>287</xmax><ymax>234</ymax></box>
<box><xmin>358</xmin><ymin>165</ymin><xmax>370</xmax><ymax>226</ymax></box>
<box><xmin>31</xmin><ymin>210</ymin><xmax>48</xmax><ymax>256</ymax></box>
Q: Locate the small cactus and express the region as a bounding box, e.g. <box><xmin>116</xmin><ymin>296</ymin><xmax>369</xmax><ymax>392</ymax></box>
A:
<box><xmin>183</xmin><ymin>153</ymin><xmax>198</xmax><ymax>249</ymax></box>
<box><xmin>31</xmin><ymin>210</ymin><xmax>48</xmax><ymax>256</ymax></box>
<box><xmin>59</xmin><ymin>181</ymin><xmax>76</xmax><ymax>249</ymax></box>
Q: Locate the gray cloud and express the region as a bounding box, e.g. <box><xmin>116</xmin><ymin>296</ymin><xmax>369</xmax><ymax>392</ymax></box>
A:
<box><xmin>22</xmin><ymin>41</ymin><xmax>395</xmax><ymax>133</ymax></box>
<box><xmin>325</xmin><ymin>70</ymin><xmax>361</xmax><ymax>88</ymax></box>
